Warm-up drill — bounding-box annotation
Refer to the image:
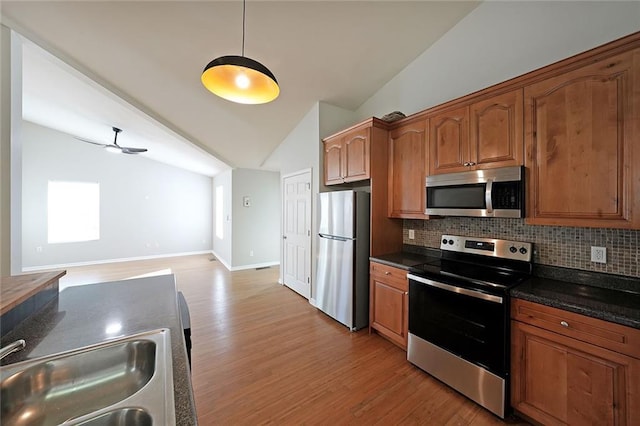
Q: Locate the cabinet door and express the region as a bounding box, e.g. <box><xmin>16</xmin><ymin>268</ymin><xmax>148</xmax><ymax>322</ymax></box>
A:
<box><xmin>469</xmin><ymin>89</ymin><xmax>523</xmax><ymax>169</ymax></box>
<box><xmin>370</xmin><ymin>278</ymin><xmax>407</xmax><ymax>349</ymax></box>
<box><xmin>323</xmin><ymin>138</ymin><xmax>344</xmax><ymax>185</ymax></box>
<box><xmin>429</xmin><ymin>105</ymin><xmax>469</xmax><ymax>175</ymax></box>
<box><xmin>511</xmin><ymin>320</ymin><xmax>640</xmax><ymax>426</ymax></box>
<box><xmin>388</xmin><ymin>120</ymin><xmax>427</xmax><ymax>219</ymax></box>
<box><xmin>524</xmin><ymin>49</ymin><xmax>640</xmax><ymax>228</ymax></box>
<box><xmin>343</xmin><ymin>127</ymin><xmax>370</xmax><ymax>182</ymax></box>
<box><xmin>369</xmin><ymin>262</ymin><xmax>408</xmax><ymax>350</ymax></box>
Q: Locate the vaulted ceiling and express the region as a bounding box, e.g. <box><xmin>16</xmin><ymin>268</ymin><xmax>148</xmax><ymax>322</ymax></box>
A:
<box><xmin>1</xmin><ymin>1</ymin><xmax>479</xmax><ymax>176</ymax></box>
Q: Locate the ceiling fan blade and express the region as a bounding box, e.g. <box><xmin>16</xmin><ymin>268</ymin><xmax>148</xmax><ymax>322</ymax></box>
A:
<box><xmin>75</xmin><ymin>136</ymin><xmax>107</xmax><ymax>147</ymax></box>
<box><xmin>121</xmin><ymin>147</ymin><xmax>148</xmax><ymax>154</ymax></box>
<box><xmin>75</xmin><ymin>128</ymin><xmax>148</xmax><ymax>155</ymax></box>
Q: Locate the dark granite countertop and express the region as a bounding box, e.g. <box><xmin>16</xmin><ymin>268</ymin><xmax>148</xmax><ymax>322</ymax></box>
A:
<box><xmin>0</xmin><ymin>274</ymin><xmax>197</xmax><ymax>425</ymax></box>
<box><xmin>512</xmin><ymin>276</ymin><xmax>640</xmax><ymax>330</ymax></box>
<box><xmin>370</xmin><ymin>251</ymin><xmax>439</xmax><ymax>270</ymax></box>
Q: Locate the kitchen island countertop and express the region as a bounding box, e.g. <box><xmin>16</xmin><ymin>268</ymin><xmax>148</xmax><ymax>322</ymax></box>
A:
<box><xmin>0</xmin><ymin>274</ymin><xmax>197</xmax><ymax>425</ymax></box>
<box><xmin>1</xmin><ymin>270</ymin><xmax>66</xmax><ymax>315</ymax></box>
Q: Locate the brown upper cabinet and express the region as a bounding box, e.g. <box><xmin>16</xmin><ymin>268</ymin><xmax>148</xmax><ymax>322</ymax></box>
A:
<box><xmin>322</xmin><ymin>118</ymin><xmax>404</xmax><ymax>255</ymax></box>
<box><xmin>323</xmin><ymin>126</ymin><xmax>370</xmax><ymax>185</ymax></box>
<box><xmin>323</xmin><ymin>32</ymin><xmax>640</xmax><ymax>229</ymax></box>
<box><xmin>428</xmin><ymin>105</ymin><xmax>469</xmax><ymax>175</ymax></box>
<box><xmin>429</xmin><ymin>89</ymin><xmax>523</xmax><ymax>175</ymax></box>
<box><xmin>525</xmin><ymin>47</ymin><xmax>640</xmax><ymax>229</ymax></box>
<box><xmin>470</xmin><ymin>89</ymin><xmax>524</xmax><ymax>170</ymax></box>
<box><xmin>388</xmin><ymin>119</ymin><xmax>428</xmax><ymax>219</ymax></box>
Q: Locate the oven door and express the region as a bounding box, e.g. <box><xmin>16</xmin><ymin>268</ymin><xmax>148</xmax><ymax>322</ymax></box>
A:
<box><xmin>407</xmin><ymin>273</ymin><xmax>508</xmax><ymax>377</ymax></box>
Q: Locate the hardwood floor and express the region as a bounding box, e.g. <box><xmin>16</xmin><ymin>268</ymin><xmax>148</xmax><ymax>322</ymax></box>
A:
<box><xmin>60</xmin><ymin>255</ymin><xmax>528</xmax><ymax>425</ymax></box>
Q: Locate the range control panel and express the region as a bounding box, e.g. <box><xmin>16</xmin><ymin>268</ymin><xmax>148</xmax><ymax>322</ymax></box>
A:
<box><xmin>440</xmin><ymin>234</ymin><xmax>532</xmax><ymax>262</ymax></box>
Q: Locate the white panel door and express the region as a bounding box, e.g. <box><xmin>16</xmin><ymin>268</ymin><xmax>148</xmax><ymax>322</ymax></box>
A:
<box><xmin>282</xmin><ymin>170</ymin><xmax>311</xmax><ymax>299</ymax></box>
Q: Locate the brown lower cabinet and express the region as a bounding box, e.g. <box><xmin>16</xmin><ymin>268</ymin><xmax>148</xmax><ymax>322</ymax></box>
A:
<box><xmin>511</xmin><ymin>299</ymin><xmax>640</xmax><ymax>425</ymax></box>
<box><xmin>369</xmin><ymin>262</ymin><xmax>408</xmax><ymax>350</ymax></box>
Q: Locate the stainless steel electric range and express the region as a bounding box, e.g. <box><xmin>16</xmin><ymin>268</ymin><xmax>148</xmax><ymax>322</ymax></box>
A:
<box><xmin>407</xmin><ymin>234</ymin><xmax>533</xmax><ymax>418</ymax></box>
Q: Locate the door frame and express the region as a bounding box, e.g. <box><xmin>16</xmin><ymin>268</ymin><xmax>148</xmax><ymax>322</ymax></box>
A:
<box><xmin>280</xmin><ymin>168</ymin><xmax>312</xmax><ymax>298</ymax></box>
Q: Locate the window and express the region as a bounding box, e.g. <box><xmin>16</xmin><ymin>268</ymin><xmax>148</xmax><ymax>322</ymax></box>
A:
<box><xmin>215</xmin><ymin>185</ymin><xmax>223</xmax><ymax>239</ymax></box>
<box><xmin>48</xmin><ymin>181</ymin><xmax>100</xmax><ymax>243</ymax></box>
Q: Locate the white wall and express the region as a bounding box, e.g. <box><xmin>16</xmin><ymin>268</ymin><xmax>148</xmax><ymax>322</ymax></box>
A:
<box><xmin>263</xmin><ymin>103</ymin><xmax>322</xmax><ymax>289</ymax></box>
<box><xmin>231</xmin><ymin>168</ymin><xmax>280</xmax><ymax>268</ymax></box>
<box><xmin>21</xmin><ymin>121</ymin><xmax>213</xmax><ymax>269</ymax></box>
<box><xmin>262</xmin><ymin>102</ymin><xmax>358</xmax><ymax>299</ymax></box>
<box><xmin>0</xmin><ymin>26</ymin><xmax>24</xmax><ymax>276</ymax></box>
<box><xmin>211</xmin><ymin>168</ymin><xmax>280</xmax><ymax>270</ymax></box>
<box><xmin>0</xmin><ymin>25</ymin><xmax>12</xmax><ymax>277</ymax></box>
<box><xmin>212</xmin><ymin>169</ymin><xmax>232</xmax><ymax>268</ymax></box>
<box><xmin>356</xmin><ymin>1</ymin><xmax>640</xmax><ymax>120</ymax></box>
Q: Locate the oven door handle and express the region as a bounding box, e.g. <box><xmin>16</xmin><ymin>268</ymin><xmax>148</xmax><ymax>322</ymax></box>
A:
<box><xmin>407</xmin><ymin>274</ymin><xmax>503</xmax><ymax>304</ymax></box>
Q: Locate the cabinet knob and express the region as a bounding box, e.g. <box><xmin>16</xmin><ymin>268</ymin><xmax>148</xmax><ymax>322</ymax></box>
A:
<box><xmin>469</xmin><ymin>161</ymin><xmax>476</xmax><ymax>166</ymax></box>
<box><xmin>560</xmin><ymin>321</ymin><xmax>569</xmax><ymax>327</ymax></box>
<box><xmin>384</xmin><ymin>271</ymin><xmax>391</xmax><ymax>275</ymax></box>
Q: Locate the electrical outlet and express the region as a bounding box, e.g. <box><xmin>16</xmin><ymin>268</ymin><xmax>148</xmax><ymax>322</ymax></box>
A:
<box><xmin>408</xmin><ymin>229</ymin><xmax>415</xmax><ymax>240</ymax></box>
<box><xmin>591</xmin><ymin>246</ymin><xmax>607</xmax><ymax>264</ymax></box>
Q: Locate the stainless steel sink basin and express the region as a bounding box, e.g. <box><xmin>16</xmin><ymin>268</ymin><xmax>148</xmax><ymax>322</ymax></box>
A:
<box><xmin>0</xmin><ymin>329</ymin><xmax>174</xmax><ymax>425</ymax></box>
<box><xmin>77</xmin><ymin>408</ymin><xmax>152</xmax><ymax>426</ymax></box>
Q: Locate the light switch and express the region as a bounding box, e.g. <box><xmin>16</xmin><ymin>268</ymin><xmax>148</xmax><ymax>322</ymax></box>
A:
<box><xmin>243</xmin><ymin>196</ymin><xmax>251</xmax><ymax>207</ymax></box>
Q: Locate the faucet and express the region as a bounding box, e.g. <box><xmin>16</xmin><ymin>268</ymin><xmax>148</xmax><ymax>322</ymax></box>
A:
<box><xmin>0</xmin><ymin>339</ymin><xmax>26</xmax><ymax>361</ymax></box>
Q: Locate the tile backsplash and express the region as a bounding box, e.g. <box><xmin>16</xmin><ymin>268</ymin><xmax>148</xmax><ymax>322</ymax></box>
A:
<box><xmin>403</xmin><ymin>218</ymin><xmax>640</xmax><ymax>278</ymax></box>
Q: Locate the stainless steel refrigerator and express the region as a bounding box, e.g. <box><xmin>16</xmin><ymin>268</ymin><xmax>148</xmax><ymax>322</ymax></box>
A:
<box><xmin>315</xmin><ymin>190</ymin><xmax>370</xmax><ymax>331</ymax></box>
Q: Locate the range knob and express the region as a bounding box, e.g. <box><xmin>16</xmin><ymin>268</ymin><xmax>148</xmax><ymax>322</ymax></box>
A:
<box><xmin>509</xmin><ymin>246</ymin><xmax>517</xmax><ymax>253</ymax></box>
<box><xmin>442</xmin><ymin>239</ymin><xmax>448</xmax><ymax>244</ymax></box>
<box><xmin>520</xmin><ymin>247</ymin><xmax>528</xmax><ymax>255</ymax></box>
<box><xmin>448</xmin><ymin>239</ymin><xmax>454</xmax><ymax>245</ymax></box>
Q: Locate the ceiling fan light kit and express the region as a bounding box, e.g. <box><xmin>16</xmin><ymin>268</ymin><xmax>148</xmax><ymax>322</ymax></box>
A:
<box><xmin>201</xmin><ymin>0</ymin><xmax>279</xmax><ymax>104</ymax></box>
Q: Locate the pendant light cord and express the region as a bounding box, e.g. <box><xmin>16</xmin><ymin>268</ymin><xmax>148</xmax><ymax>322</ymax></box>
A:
<box><xmin>241</xmin><ymin>0</ymin><xmax>246</xmax><ymax>57</ymax></box>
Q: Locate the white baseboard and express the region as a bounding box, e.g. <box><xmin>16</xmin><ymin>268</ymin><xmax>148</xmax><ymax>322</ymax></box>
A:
<box><xmin>21</xmin><ymin>250</ymin><xmax>213</xmax><ymax>272</ymax></box>
<box><xmin>210</xmin><ymin>250</ymin><xmax>232</xmax><ymax>270</ymax></box>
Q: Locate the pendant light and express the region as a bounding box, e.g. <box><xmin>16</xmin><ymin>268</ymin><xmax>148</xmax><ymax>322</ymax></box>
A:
<box><xmin>201</xmin><ymin>0</ymin><xmax>279</xmax><ymax>104</ymax></box>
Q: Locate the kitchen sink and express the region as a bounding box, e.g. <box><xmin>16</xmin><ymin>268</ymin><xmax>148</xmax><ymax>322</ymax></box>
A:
<box><xmin>77</xmin><ymin>408</ymin><xmax>152</xmax><ymax>426</ymax></box>
<box><xmin>0</xmin><ymin>329</ymin><xmax>174</xmax><ymax>425</ymax></box>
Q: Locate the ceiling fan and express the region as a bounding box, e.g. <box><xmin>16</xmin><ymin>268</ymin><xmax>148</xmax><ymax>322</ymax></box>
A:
<box><xmin>76</xmin><ymin>127</ymin><xmax>148</xmax><ymax>154</ymax></box>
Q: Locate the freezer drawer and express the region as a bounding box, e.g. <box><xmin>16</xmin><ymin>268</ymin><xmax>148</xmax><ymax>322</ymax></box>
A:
<box><xmin>316</xmin><ymin>235</ymin><xmax>354</xmax><ymax>329</ymax></box>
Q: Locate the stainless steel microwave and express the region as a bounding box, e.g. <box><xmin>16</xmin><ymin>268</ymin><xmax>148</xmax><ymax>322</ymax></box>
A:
<box><xmin>425</xmin><ymin>166</ymin><xmax>524</xmax><ymax>218</ymax></box>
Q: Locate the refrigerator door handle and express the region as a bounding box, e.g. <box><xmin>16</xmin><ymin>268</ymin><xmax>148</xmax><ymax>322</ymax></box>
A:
<box><xmin>319</xmin><ymin>233</ymin><xmax>350</xmax><ymax>242</ymax></box>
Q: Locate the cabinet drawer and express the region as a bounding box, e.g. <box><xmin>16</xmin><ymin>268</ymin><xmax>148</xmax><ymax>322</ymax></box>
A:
<box><xmin>369</xmin><ymin>262</ymin><xmax>407</xmax><ymax>291</ymax></box>
<box><xmin>512</xmin><ymin>298</ymin><xmax>640</xmax><ymax>359</ymax></box>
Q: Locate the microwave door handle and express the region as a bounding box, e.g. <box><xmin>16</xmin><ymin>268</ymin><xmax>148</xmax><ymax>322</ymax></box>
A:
<box><xmin>485</xmin><ymin>179</ymin><xmax>493</xmax><ymax>214</ymax></box>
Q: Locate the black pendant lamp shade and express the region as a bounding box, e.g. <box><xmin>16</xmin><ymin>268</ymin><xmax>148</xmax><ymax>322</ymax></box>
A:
<box><xmin>201</xmin><ymin>0</ymin><xmax>279</xmax><ymax>104</ymax></box>
<box><xmin>201</xmin><ymin>55</ymin><xmax>279</xmax><ymax>104</ymax></box>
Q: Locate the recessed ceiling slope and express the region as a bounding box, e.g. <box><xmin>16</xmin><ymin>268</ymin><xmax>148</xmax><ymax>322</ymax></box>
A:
<box><xmin>2</xmin><ymin>1</ymin><xmax>480</xmax><ymax>172</ymax></box>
